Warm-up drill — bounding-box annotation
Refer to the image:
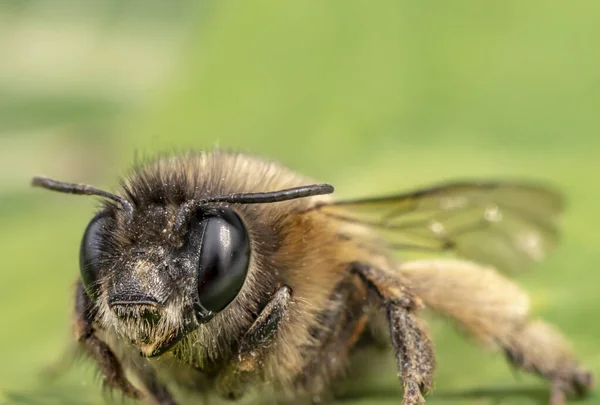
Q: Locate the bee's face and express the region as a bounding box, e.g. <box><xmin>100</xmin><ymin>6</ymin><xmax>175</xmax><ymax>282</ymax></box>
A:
<box><xmin>82</xmin><ymin>202</ymin><xmax>251</xmax><ymax>357</ymax></box>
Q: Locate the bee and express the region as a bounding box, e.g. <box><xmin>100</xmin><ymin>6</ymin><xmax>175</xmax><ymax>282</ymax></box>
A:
<box><xmin>32</xmin><ymin>151</ymin><xmax>593</xmax><ymax>405</ymax></box>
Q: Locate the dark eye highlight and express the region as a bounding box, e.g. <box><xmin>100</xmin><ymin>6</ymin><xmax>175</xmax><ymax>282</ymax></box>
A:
<box><xmin>80</xmin><ymin>212</ymin><xmax>109</xmax><ymax>299</ymax></box>
<box><xmin>196</xmin><ymin>208</ymin><xmax>250</xmax><ymax>313</ymax></box>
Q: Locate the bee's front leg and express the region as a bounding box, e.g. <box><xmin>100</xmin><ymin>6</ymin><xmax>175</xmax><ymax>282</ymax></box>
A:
<box><xmin>73</xmin><ymin>281</ymin><xmax>144</xmax><ymax>400</ymax></box>
<box><xmin>130</xmin><ymin>364</ymin><xmax>179</xmax><ymax>405</ymax></box>
<box><xmin>352</xmin><ymin>263</ymin><xmax>435</xmax><ymax>405</ymax></box>
<box><xmin>216</xmin><ymin>285</ymin><xmax>293</xmax><ymax>400</ymax></box>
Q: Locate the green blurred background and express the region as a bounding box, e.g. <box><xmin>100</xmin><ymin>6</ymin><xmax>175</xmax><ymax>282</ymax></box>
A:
<box><xmin>0</xmin><ymin>1</ymin><xmax>598</xmax><ymax>404</ymax></box>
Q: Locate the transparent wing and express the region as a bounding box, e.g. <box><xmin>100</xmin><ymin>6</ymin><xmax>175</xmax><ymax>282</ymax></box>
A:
<box><xmin>317</xmin><ymin>181</ymin><xmax>565</xmax><ymax>273</ymax></box>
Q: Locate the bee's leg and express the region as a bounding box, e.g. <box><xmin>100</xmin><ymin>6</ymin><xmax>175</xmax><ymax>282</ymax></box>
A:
<box><xmin>352</xmin><ymin>263</ymin><xmax>435</xmax><ymax>405</ymax></box>
<box><xmin>294</xmin><ymin>275</ymin><xmax>370</xmax><ymax>397</ymax></box>
<box><xmin>215</xmin><ymin>285</ymin><xmax>293</xmax><ymax>400</ymax></box>
<box><xmin>130</xmin><ymin>365</ymin><xmax>178</xmax><ymax>405</ymax></box>
<box><xmin>504</xmin><ymin>321</ymin><xmax>593</xmax><ymax>405</ymax></box>
<box><xmin>400</xmin><ymin>259</ymin><xmax>595</xmax><ymax>405</ymax></box>
<box><xmin>73</xmin><ymin>281</ymin><xmax>143</xmax><ymax>400</ymax></box>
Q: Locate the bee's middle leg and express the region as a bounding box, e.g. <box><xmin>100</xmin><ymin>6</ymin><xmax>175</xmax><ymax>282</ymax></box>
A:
<box><xmin>215</xmin><ymin>285</ymin><xmax>293</xmax><ymax>400</ymax></box>
<box><xmin>352</xmin><ymin>263</ymin><xmax>436</xmax><ymax>405</ymax></box>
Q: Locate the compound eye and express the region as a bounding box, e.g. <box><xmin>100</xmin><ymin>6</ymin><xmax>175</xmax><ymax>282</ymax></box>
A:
<box><xmin>80</xmin><ymin>213</ymin><xmax>109</xmax><ymax>299</ymax></box>
<box><xmin>196</xmin><ymin>209</ymin><xmax>250</xmax><ymax>313</ymax></box>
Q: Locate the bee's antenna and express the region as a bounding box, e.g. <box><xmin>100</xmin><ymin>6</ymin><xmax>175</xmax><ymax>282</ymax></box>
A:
<box><xmin>31</xmin><ymin>176</ymin><xmax>134</xmax><ymax>219</ymax></box>
<box><xmin>203</xmin><ymin>183</ymin><xmax>334</xmax><ymax>204</ymax></box>
<box><xmin>173</xmin><ymin>183</ymin><xmax>334</xmax><ymax>233</ymax></box>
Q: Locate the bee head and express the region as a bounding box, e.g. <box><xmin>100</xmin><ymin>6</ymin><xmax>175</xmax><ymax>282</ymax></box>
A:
<box><xmin>31</xmin><ymin>170</ymin><xmax>333</xmax><ymax>358</ymax></box>
<box><xmin>79</xmin><ymin>201</ymin><xmax>250</xmax><ymax>357</ymax></box>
